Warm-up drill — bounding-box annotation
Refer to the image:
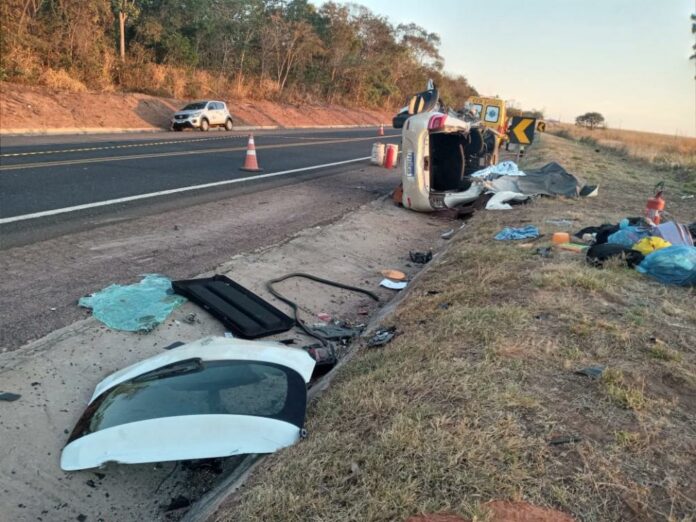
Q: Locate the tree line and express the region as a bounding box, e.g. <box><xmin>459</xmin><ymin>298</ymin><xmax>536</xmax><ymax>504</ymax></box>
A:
<box><xmin>0</xmin><ymin>0</ymin><xmax>477</xmax><ymax>108</ymax></box>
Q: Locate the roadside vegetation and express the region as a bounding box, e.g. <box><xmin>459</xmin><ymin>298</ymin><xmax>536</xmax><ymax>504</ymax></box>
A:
<box><xmin>549</xmin><ymin>123</ymin><xmax>696</xmax><ymax>193</ymax></box>
<box><xmin>0</xmin><ymin>0</ymin><xmax>475</xmax><ymax>108</ymax></box>
<box><xmin>213</xmin><ymin>134</ymin><xmax>695</xmax><ymax>521</ymax></box>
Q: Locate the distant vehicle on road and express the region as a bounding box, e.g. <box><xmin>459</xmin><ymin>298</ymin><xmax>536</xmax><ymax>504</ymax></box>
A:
<box><xmin>171</xmin><ymin>100</ymin><xmax>233</xmax><ymax>131</ymax></box>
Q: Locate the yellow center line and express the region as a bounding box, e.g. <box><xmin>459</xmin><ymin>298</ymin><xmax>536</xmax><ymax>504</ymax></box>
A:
<box><xmin>0</xmin><ymin>135</ymin><xmax>247</xmax><ymax>158</ymax></box>
<box><xmin>0</xmin><ymin>135</ymin><xmax>387</xmax><ymax>172</ymax></box>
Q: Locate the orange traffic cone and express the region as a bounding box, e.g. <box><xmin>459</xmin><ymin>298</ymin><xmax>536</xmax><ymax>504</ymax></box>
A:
<box><xmin>378</xmin><ymin>123</ymin><xmax>384</xmax><ymax>136</ymax></box>
<box><xmin>240</xmin><ymin>134</ymin><xmax>263</xmax><ymax>172</ymax></box>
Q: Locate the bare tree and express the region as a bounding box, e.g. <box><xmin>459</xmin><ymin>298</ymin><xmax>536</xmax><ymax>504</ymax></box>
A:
<box><xmin>262</xmin><ymin>14</ymin><xmax>323</xmax><ymax>92</ymax></box>
<box><xmin>112</xmin><ymin>0</ymin><xmax>139</xmax><ymax>61</ymax></box>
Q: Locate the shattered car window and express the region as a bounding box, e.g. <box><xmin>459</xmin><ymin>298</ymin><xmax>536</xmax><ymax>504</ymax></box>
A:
<box><xmin>484</xmin><ymin>106</ymin><xmax>500</xmax><ymax>123</ymax></box>
<box><xmin>470</xmin><ymin>104</ymin><xmax>483</xmax><ymax>118</ymax></box>
<box><xmin>67</xmin><ymin>360</ymin><xmax>305</xmax><ymax>443</ymax></box>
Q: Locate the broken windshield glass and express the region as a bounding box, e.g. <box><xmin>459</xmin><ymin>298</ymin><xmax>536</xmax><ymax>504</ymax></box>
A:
<box><xmin>67</xmin><ymin>360</ymin><xmax>306</xmax><ymax>444</ymax></box>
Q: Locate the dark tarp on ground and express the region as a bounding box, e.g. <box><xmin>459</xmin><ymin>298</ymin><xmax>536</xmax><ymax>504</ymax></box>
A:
<box><xmin>515</xmin><ymin>162</ymin><xmax>587</xmax><ymax>197</ymax></box>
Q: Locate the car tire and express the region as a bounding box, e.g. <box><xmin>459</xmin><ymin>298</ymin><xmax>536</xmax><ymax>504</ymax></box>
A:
<box><xmin>173</xmin><ymin>127</ymin><xmax>182</xmax><ymax>132</ymax></box>
<box><xmin>224</xmin><ymin>118</ymin><xmax>233</xmax><ymax>131</ymax></box>
<box><xmin>200</xmin><ymin>119</ymin><xmax>209</xmax><ymax>132</ymax></box>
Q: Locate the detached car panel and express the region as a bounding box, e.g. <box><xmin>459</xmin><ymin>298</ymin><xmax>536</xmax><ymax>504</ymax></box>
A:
<box><xmin>61</xmin><ymin>415</ymin><xmax>301</xmax><ymax>471</ymax></box>
<box><xmin>61</xmin><ymin>337</ymin><xmax>315</xmax><ymax>471</ymax></box>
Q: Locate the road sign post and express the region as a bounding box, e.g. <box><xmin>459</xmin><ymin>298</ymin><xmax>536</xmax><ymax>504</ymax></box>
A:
<box><xmin>507</xmin><ymin>116</ymin><xmax>536</xmax><ymax>146</ymax></box>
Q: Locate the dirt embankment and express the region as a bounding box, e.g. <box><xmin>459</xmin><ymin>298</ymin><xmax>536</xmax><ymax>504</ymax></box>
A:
<box><xmin>0</xmin><ymin>82</ymin><xmax>393</xmax><ymax>132</ymax></box>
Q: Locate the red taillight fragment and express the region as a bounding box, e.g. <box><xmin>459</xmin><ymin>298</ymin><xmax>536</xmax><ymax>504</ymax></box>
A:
<box><xmin>428</xmin><ymin>113</ymin><xmax>447</xmax><ymax>130</ymax></box>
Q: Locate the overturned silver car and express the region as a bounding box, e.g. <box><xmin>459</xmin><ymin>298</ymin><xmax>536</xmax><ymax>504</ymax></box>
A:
<box><xmin>61</xmin><ymin>337</ymin><xmax>315</xmax><ymax>471</ymax></box>
<box><xmin>396</xmin><ymin>87</ymin><xmax>501</xmax><ymax>212</ymax></box>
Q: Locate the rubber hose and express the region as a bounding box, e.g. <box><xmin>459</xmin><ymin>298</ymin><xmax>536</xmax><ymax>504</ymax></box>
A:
<box><xmin>266</xmin><ymin>272</ymin><xmax>380</xmax><ymax>347</ymax></box>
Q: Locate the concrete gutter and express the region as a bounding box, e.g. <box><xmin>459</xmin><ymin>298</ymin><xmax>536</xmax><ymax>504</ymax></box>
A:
<box><xmin>0</xmin><ymin>124</ymin><xmax>380</xmax><ymax>137</ymax></box>
<box><xmin>182</xmin><ymin>227</ymin><xmax>461</xmax><ymax>522</ymax></box>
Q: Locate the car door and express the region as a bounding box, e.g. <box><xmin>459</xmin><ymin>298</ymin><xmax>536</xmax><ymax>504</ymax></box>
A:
<box><xmin>206</xmin><ymin>102</ymin><xmax>221</xmax><ymax>125</ymax></box>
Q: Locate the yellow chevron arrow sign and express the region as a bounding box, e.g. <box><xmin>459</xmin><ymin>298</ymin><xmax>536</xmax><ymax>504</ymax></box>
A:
<box><xmin>508</xmin><ymin>116</ymin><xmax>536</xmax><ymax>145</ymax></box>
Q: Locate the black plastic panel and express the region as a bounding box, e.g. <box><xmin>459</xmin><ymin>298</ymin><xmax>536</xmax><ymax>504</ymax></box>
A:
<box><xmin>172</xmin><ymin>275</ymin><xmax>294</xmax><ymax>339</ymax></box>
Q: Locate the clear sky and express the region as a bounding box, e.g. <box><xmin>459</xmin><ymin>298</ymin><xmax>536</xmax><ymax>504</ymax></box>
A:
<box><xmin>311</xmin><ymin>0</ymin><xmax>696</xmax><ymax>136</ymax></box>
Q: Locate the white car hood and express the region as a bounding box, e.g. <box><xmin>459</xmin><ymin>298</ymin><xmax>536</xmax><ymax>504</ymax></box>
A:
<box><xmin>91</xmin><ymin>336</ymin><xmax>315</xmax><ymax>402</ymax></box>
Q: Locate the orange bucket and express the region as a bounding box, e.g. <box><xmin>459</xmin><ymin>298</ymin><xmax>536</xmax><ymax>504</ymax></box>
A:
<box><xmin>552</xmin><ymin>232</ymin><xmax>570</xmax><ymax>245</ymax></box>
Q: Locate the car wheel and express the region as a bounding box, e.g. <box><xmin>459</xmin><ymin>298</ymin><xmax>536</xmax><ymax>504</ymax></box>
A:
<box><xmin>224</xmin><ymin>118</ymin><xmax>233</xmax><ymax>131</ymax></box>
<box><xmin>200</xmin><ymin>119</ymin><xmax>209</xmax><ymax>132</ymax></box>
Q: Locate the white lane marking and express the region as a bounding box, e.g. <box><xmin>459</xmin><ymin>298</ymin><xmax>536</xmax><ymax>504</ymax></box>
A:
<box><xmin>0</xmin><ymin>157</ymin><xmax>371</xmax><ymax>224</ymax></box>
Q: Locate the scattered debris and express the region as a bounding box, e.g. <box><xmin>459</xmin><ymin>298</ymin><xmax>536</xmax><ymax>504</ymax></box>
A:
<box><xmin>586</xmin><ymin>244</ymin><xmax>644</xmax><ymax>268</ymax></box>
<box><xmin>654</xmin><ymin>221</ymin><xmax>694</xmax><ymax>247</ymax></box>
<box><xmin>317</xmin><ymin>312</ymin><xmax>332</xmax><ymax>322</ymax></box>
<box><xmin>534</xmin><ymin>247</ymin><xmax>553</xmax><ymax>258</ymax></box>
<box><xmin>485</xmin><ymin>191</ymin><xmax>530</xmax><ymax>210</ymax></box>
<box><xmin>78</xmin><ymin>274</ymin><xmax>186</xmax><ymax>333</ymax></box>
<box><xmin>380</xmin><ymin>278</ymin><xmax>408</xmax><ymax>290</ymax></box>
<box><xmin>60</xmin><ymin>337</ymin><xmax>316</xmax><ymax>471</ymax></box>
<box><xmin>183</xmin><ymin>313</ymin><xmax>198</xmax><ymax>324</ymax></box>
<box><xmin>311</xmin><ymin>324</ymin><xmax>361</xmax><ymax>341</ymax></box>
<box><xmin>546</xmin><ymin>218</ymin><xmax>574</xmax><ymax>227</ymax></box>
<box><xmin>632</xmin><ymin>236</ymin><xmax>671</xmax><ymax>255</ymax></box>
<box><xmin>0</xmin><ymin>392</ymin><xmax>21</xmax><ymax>402</ymax></box>
<box><xmin>441</xmin><ymin>229</ymin><xmax>455</xmax><ymax>240</ymax></box>
<box><xmin>409</xmin><ymin>251</ymin><xmax>433</xmax><ymax>264</ymax></box>
<box><xmin>636</xmin><ymin>246</ymin><xmax>696</xmax><ymax>286</ymax></box>
<box><xmin>181</xmin><ymin>459</ymin><xmax>223</xmax><ymax>474</ymax></box>
<box><xmin>557</xmin><ymin>242</ymin><xmax>589</xmax><ymax>253</ymax></box>
<box><xmin>551</xmin><ymin>232</ymin><xmax>571</xmax><ymax>245</ymax></box>
<box><xmin>173</xmin><ymin>275</ymin><xmax>294</xmax><ymax>339</ymax></box>
<box><xmin>367</xmin><ymin>327</ymin><xmax>397</xmax><ymax>348</ymax></box>
<box><xmin>381</xmin><ymin>269</ymin><xmax>406</xmax><ymax>281</ymax></box>
<box><xmin>163</xmin><ymin>495</ymin><xmax>191</xmax><ymax>512</ymax></box>
<box><xmin>305</xmin><ymin>344</ymin><xmax>338</xmax><ymax>377</ymax></box>
<box><xmin>548</xmin><ymin>435</ymin><xmax>583</xmax><ymax>446</ymax></box>
<box><xmin>266</xmin><ymin>272</ymin><xmax>379</xmax><ymax>343</ymax></box>
<box><xmin>162</xmin><ymin>341</ymin><xmax>186</xmax><ymax>351</ymax></box>
<box><xmin>470</xmin><ymin>160</ymin><xmax>525</xmax><ymax>179</ymax></box>
<box><xmin>494</xmin><ymin>226</ymin><xmax>540</xmax><ymax>241</ymax></box>
<box><xmin>575</xmin><ymin>366</ymin><xmax>605</xmax><ymax>379</ymax></box>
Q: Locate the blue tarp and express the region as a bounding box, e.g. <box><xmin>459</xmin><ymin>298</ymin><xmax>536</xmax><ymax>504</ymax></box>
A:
<box><xmin>606</xmin><ymin>226</ymin><xmax>650</xmax><ymax>248</ymax></box>
<box><xmin>495</xmin><ymin>225</ymin><xmax>540</xmax><ymax>241</ymax></box>
<box><xmin>79</xmin><ymin>274</ymin><xmax>186</xmax><ymax>332</ymax></box>
<box><xmin>636</xmin><ymin>246</ymin><xmax>696</xmax><ymax>286</ymax></box>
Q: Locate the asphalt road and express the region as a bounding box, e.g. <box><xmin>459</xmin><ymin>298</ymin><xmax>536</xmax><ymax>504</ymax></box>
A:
<box><xmin>0</xmin><ymin>127</ymin><xmax>402</xmax><ymax>350</ymax></box>
<box><xmin>1</xmin><ymin>127</ymin><xmax>399</xmax><ymax>240</ymax></box>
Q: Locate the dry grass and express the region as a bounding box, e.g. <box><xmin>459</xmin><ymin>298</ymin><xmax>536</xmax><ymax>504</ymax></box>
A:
<box><xmin>548</xmin><ymin>123</ymin><xmax>696</xmax><ymax>193</ymax></box>
<box><xmin>38</xmin><ymin>68</ymin><xmax>88</xmax><ymax>93</ymax></box>
<box><xmin>213</xmin><ymin>134</ymin><xmax>696</xmax><ymax>522</ymax></box>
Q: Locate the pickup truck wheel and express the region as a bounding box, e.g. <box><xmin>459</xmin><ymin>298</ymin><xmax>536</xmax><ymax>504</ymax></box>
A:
<box><xmin>200</xmin><ymin>119</ymin><xmax>209</xmax><ymax>132</ymax></box>
<box><xmin>224</xmin><ymin>118</ymin><xmax>233</xmax><ymax>131</ymax></box>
